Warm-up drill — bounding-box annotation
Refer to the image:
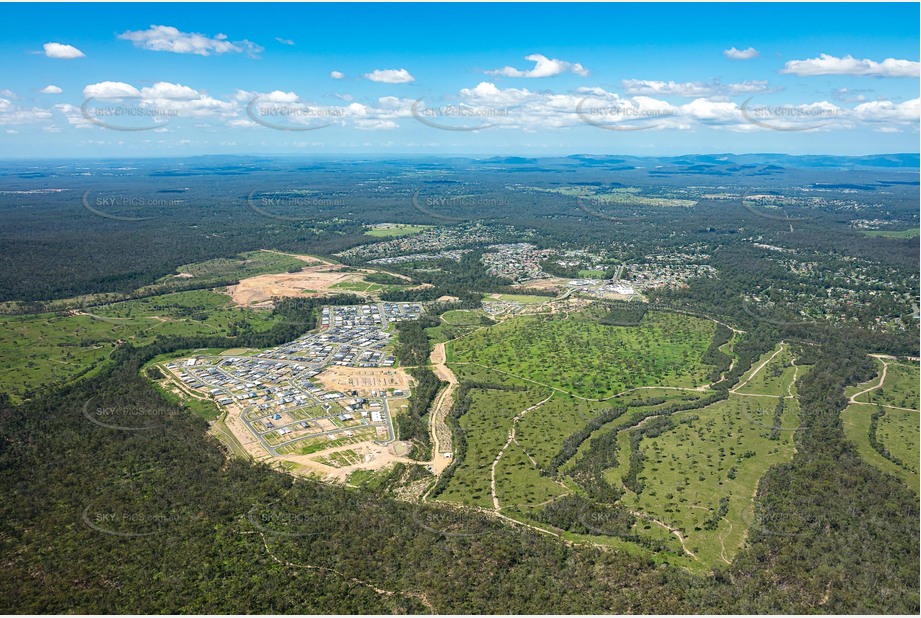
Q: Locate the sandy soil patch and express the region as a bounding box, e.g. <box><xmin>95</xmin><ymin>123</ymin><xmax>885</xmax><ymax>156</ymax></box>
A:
<box><xmin>225</xmin><ymin>263</ymin><xmax>367</xmax><ymax>307</ymax></box>
<box><xmin>520</xmin><ymin>277</ymin><xmax>568</xmax><ymax>291</ymax></box>
<box><xmin>220</xmin><ymin>348</ymin><xmax>256</xmax><ymax>356</ymax></box>
<box><xmin>222</xmin><ymin>404</ymin><xmax>273</xmax><ymax>461</ymax></box>
<box><xmin>315</xmin><ymin>366</ymin><xmax>413</xmax><ymax>396</ymax></box>
<box><xmin>282</xmin><ymin>439</ymin><xmax>419</xmax><ymax>482</ymax></box>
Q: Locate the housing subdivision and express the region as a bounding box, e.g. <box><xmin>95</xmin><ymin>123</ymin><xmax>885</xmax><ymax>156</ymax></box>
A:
<box><xmin>160</xmin><ymin>302</ymin><xmax>422</xmax><ymax>461</ymax></box>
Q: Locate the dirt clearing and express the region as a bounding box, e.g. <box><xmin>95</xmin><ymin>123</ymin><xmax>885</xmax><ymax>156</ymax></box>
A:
<box><xmin>315</xmin><ymin>366</ymin><xmax>413</xmax><ymax>396</ymax></box>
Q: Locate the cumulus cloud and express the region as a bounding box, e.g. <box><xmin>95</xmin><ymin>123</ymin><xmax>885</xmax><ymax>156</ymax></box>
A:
<box><xmin>0</xmin><ymin>98</ymin><xmax>54</xmax><ymax>125</ymax></box>
<box><xmin>81</xmin><ymin>81</ymin><xmax>237</xmax><ymax>122</ymax></box>
<box><xmin>852</xmin><ymin>97</ymin><xmax>920</xmax><ymax>123</ymax></box>
<box><xmin>42</xmin><ymin>42</ymin><xmax>85</xmax><ymax>59</ymax></box>
<box><xmin>622</xmin><ymin>79</ymin><xmax>773</xmax><ymax>97</ymax></box>
<box><xmin>275</xmin><ymin>37</ymin><xmax>294</xmax><ymax>45</ymax></box>
<box><xmin>83</xmin><ymin>81</ymin><xmax>140</xmax><ymax>98</ymax></box>
<box><xmin>486</xmin><ymin>53</ymin><xmax>589</xmax><ymax>78</ymax></box>
<box><xmin>118</xmin><ymin>25</ymin><xmax>264</xmax><ymax>57</ymax></box>
<box><xmin>364</xmin><ymin>68</ymin><xmax>414</xmax><ymax>83</ymax></box>
<box><xmin>330</xmin><ymin>71</ymin><xmax>345</xmax><ymax>79</ymax></box>
<box><xmin>40</xmin><ymin>85</ymin><xmax>63</xmax><ymax>94</ymax></box>
<box><xmin>355</xmin><ymin>119</ymin><xmax>399</xmax><ymax>130</ymax></box>
<box><xmin>781</xmin><ymin>54</ymin><xmax>920</xmax><ymax>78</ymax></box>
<box><xmin>724</xmin><ymin>47</ymin><xmax>759</xmax><ymax>60</ymax></box>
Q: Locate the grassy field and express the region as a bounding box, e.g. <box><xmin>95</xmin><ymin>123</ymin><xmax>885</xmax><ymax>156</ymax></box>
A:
<box><xmin>516</xmin><ymin>393</ymin><xmax>614</xmax><ymax>469</ymax></box>
<box><xmin>577</xmin><ymin>269</ymin><xmax>606</xmax><ymax>279</ymax></box>
<box><xmin>733</xmin><ymin>344</ymin><xmax>798</xmax><ymax>397</ymax></box>
<box><xmin>877</xmin><ymin>409</ymin><xmax>920</xmax><ymax>476</ymax></box>
<box><xmin>439</xmin><ymin>386</ymin><xmax>551</xmax><ymax>508</ymax></box>
<box><xmin>364</xmin><ymin>224</ymin><xmax>431</xmax><ymax>237</ymax></box>
<box><xmin>494</xmin><ymin>441</ymin><xmax>569</xmax><ymax>507</ymax></box>
<box><xmin>448</xmin><ymin>310</ymin><xmax>718</xmax><ymax>399</ymax></box>
<box><xmin>487</xmin><ymin>293</ymin><xmax>552</xmax><ymax>304</ymax></box>
<box><xmin>440</xmin><ymin>309</ymin><xmax>488</xmax><ymax>326</ymax></box>
<box><xmin>0</xmin><ymin>290</ymin><xmax>280</xmax><ymax>401</ymax></box>
<box><xmin>275</xmin><ymin>427</ymin><xmax>378</xmax><ymax>456</ymax></box>
<box><xmin>559</xmin><ymin>389</ymin><xmax>711</xmax><ymax>475</ymax></box>
<box><xmin>170</xmin><ymin>250</ymin><xmax>309</xmax><ymax>278</ymax></box>
<box><xmin>0</xmin><ymin>250</ymin><xmax>311</xmax><ymax>315</ymax></box>
<box><xmin>435</xmin><ymin>309</ymin><xmax>808</xmax><ymax>571</ymax></box>
<box><xmin>860</xmin><ymin>228</ymin><xmax>920</xmax><ymax>239</ymax></box>
<box><xmin>614</xmin><ymin>393</ymin><xmax>801</xmax><ymax>569</ymax></box>
<box><xmin>853</xmin><ymin>361</ymin><xmax>920</xmax><ymax>410</ymax></box>
<box><xmin>842</xmin><ymin>404</ymin><xmax>919</xmax><ymax>492</ymax></box>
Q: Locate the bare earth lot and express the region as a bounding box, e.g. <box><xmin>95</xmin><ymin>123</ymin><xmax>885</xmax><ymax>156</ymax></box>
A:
<box><xmin>226</xmin><ymin>262</ymin><xmax>363</xmax><ymax>307</ymax></box>
<box><xmin>315</xmin><ymin>366</ymin><xmax>413</xmax><ymax>396</ymax></box>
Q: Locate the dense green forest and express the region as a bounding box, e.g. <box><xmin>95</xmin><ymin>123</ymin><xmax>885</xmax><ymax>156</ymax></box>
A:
<box><xmin>0</xmin><ymin>157</ymin><xmax>917</xmax><ymax>613</ymax></box>
<box><xmin>1</xmin><ymin>296</ymin><xmax>917</xmax><ymax>613</ymax></box>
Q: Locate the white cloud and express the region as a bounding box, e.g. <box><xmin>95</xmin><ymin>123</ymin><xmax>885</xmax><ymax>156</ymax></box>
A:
<box><xmin>275</xmin><ymin>37</ymin><xmax>294</xmax><ymax>45</ymax></box>
<box><xmin>53</xmin><ymin>103</ymin><xmax>93</xmax><ymax>128</ymax></box>
<box><xmin>83</xmin><ymin>81</ymin><xmax>140</xmax><ymax>98</ymax></box>
<box><xmin>43</xmin><ymin>42</ymin><xmax>85</xmax><ymax>59</ymax></box>
<box><xmin>235</xmin><ymin>89</ymin><xmax>298</xmax><ymax>103</ymax></box>
<box><xmin>118</xmin><ymin>25</ymin><xmax>264</xmax><ymax>57</ymax></box>
<box><xmin>40</xmin><ymin>85</ymin><xmax>63</xmax><ymax>94</ymax></box>
<box><xmin>330</xmin><ymin>71</ymin><xmax>345</xmax><ymax>79</ymax></box>
<box><xmin>486</xmin><ymin>53</ymin><xmax>589</xmax><ymax>78</ymax></box>
<box><xmin>0</xmin><ymin>98</ymin><xmax>54</xmax><ymax>125</ymax></box>
<box><xmin>781</xmin><ymin>54</ymin><xmax>920</xmax><ymax>78</ymax></box>
<box><xmin>852</xmin><ymin>98</ymin><xmax>920</xmax><ymax>123</ymax></box>
<box><xmin>355</xmin><ymin>119</ymin><xmax>398</xmax><ymax>130</ymax></box>
<box><xmin>365</xmin><ymin>69</ymin><xmax>414</xmax><ymax>83</ymax></box>
<box><xmin>724</xmin><ymin>47</ymin><xmax>759</xmax><ymax>60</ymax></box>
<box><xmin>140</xmin><ymin>82</ymin><xmax>201</xmax><ymax>100</ymax></box>
<box><xmin>622</xmin><ymin>79</ymin><xmax>773</xmax><ymax>97</ymax></box>
<box><xmin>81</xmin><ymin>81</ymin><xmax>237</xmax><ymax>121</ymax></box>
<box><xmin>622</xmin><ymin>80</ymin><xmax>714</xmax><ymax>97</ymax></box>
<box><xmin>227</xmin><ymin>119</ymin><xmax>258</xmax><ymax>128</ymax></box>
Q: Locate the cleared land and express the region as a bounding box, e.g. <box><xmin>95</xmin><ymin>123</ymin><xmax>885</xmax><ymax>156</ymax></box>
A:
<box><xmin>448</xmin><ymin>310</ymin><xmax>718</xmax><ymax>399</ymax></box>
<box><xmin>859</xmin><ymin>228</ymin><xmax>920</xmax><ymax>239</ymax></box>
<box><xmin>0</xmin><ymin>290</ymin><xmax>279</xmax><ymax>401</ymax></box>
<box><xmin>842</xmin><ymin>404</ymin><xmax>920</xmax><ymax>492</ymax></box>
<box><xmin>438</xmin><ymin>325</ymin><xmax>806</xmax><ymax>572</ymax></box>
<box><xmin>439</xmin><ymin>386</ymin><xmax>551</xmax><ymax>508</ymax></box>
<box><xmin>314</xmin><ymin>366</ymin><xmax>413</xmax><ymax>397</ymax></box>
<box><xmin>841</xmin><ymin>356</ymin><xmax>919</xmax><ymax>491</ymax></box>
<box><xmin>852</xmin><ymin>360</ymin><xmax>920</xmax><ymax>410</ymax></box>
<box><xmin>614</xmin><ymin>394</ymin><xmax>801</xmax><ymax>568</ymax></box>
<box><xmin>365</xmin><ymin>224</ymin><xmax>431</xmax><ymax>238</ymax></box>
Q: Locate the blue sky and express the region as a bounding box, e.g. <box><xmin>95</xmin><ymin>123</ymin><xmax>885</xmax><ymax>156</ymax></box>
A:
<box><xmin>0</xmin><ymin>2</ymin><xmax>918</xmax><ymax>158</ymax></box>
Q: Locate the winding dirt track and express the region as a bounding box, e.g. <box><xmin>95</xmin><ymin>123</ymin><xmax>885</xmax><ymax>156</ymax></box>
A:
<box><xmin>426</xmin><ymin>343</ymin><xmax>457</xmax><ymax>475</ymax></box>
<box><xmin>490</xmin><ymin>394</ymin><xmax>553</xmax><ymax>511</ymax></box>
